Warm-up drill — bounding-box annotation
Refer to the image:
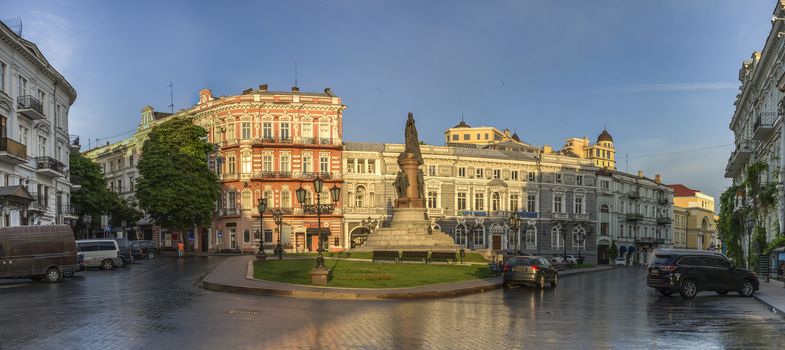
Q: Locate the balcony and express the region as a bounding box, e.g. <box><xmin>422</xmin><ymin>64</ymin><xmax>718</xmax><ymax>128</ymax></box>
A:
<box><xmin>573</xmin><ymin>213</ymin><xmax>589</xmax><ymax>221</ymax></box>
<box><xmin>221</xmin><ymin>207</ymin><xmax>240</xmax><ymax>216</ymax></box>
<box><xmin>59</xmin><ymin>205</ymin><xmax>78</xmax><ymax>218</ymax></box>
<box><xmin>628</xmin><ymin>191</ymin><xmax>640</xmax><ymax>200</ymax></box>
<box><xmin>427</xmin><ymin>208</ymin><xmax>444</xmax><ymax>215</ymax></box>
<box><xmin>220</xmin><ymin>173</ymin><xmax>240</xmax><ymax>181</ymax></box>
<box><xmin>302</xmin><ymin>204</ymin><xmax>336</xmax><ymax>215</ymax></box>
<box><xmin>753</xmin><ymin>113</ymin><xmax>776</xmax><ymax>141</ymax></box>
<box><xmin>17</xmin><ymin>95</ymin><xmax>45</xmax><ymax>120</ymax></box>
<box><xmin>657</xmin><ymin>197</ymin><xmax>669</xmax><ymax>206</ymax></box>
<box><xmin>296</xmin><ymin>172</ymin><xmax>334</xmax><ymax>180</ymax></box>
<box><xmin>626</xmin><ymin>213</ymin><xmax>643</xmax><ymax>222</ymax></box>
<box><xmin>657</xmin><ymin>216</ymin><xmax>672</xmax><ymax>225</ymax></box>
<box><xmin>724</xmin><ymin>141</ymin><xmax>753</xmax><ymax>178</ymax></box>
<box><xmin>552</xmin><ymin>212</ymin><xmax>569</xmax><ymax>219</ymax></box>
<box><xmin>0</xmin><ymin>137</ymin><xmax>27</xmax><ymax>164</ymax></box>
<box><xmin>36</xmin><ymin>156</ymin><xmax>65</xmax><ymax>177</ymax></box>
<box><xmin>252</xmin><ymin>137</ymin><xmax>338</xmax><ymax>147</ymax></box>
<box><xmin>344</xmin><ymin>207</ymin><xmax>380</xmax><ymax>215</ymax></box>
<box><xmin>251</xmin><ymin>171</ymin><xmax>292</xmax><ymax>180</ymax></box>
<box><xmin>28</xmin><ymin>194</ymin><xmax>47</xmax><ymax>212</ymax></box>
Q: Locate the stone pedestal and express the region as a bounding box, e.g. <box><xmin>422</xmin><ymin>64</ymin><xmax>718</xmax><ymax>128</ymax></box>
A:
<box><xmin>309</xmin><ymin>267</ymin><xmax>331</xmax><ymax>286</ymax></box>
<box><xmin>355</xmin><ymin>208</ymin><xmax>459</xmax><ymax>252</ymax></box>
<box><xmin>395</xmin><ymin>155</ymin><xmax>425</xmax><ymax>208</ymax></box>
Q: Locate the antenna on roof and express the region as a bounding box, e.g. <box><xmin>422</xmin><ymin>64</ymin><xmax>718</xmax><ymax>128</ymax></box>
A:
<box><xmin>1</xmin><ymin>17</ymin><xmax>22</xmax><ymax>37</ymax></box>
<box><xmin>166</xmin><ymin>82</ymin><xmax>174</xmax><ymax>113</ymax></box>
<box><xmin>294</xmin><ymin>56</ymin><xmax>298</xmax><ymax>88</ymax></box>
<box><xmin>461</xmin><ymin>113</ymin><xmax>464</xmax><ymax>122</ymax></box>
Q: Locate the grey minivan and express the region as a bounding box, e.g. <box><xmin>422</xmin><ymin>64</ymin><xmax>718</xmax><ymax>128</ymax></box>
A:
<box><xmin>0</xmin><ymin>225</ymin><xmax>80</xmax><ymax>283</ymax></box>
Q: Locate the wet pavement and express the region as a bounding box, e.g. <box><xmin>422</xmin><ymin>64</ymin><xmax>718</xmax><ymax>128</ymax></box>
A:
<box><xmin>2</xmin><ymin>259</ymin><xmax>785</xmax><ymax>349</ymax></box>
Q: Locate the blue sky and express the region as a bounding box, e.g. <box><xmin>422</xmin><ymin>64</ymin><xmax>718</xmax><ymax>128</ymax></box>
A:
<box><xmin>2</xmin><ymin>0</ymin><xmax>778</xmax><ymax>205</ymax></box>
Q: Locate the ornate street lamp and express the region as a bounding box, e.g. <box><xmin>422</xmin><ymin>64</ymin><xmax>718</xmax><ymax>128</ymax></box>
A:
<box><xmin>83</xmin><ymin>214</ymin><xmax>92</xmax><ymax>240</ymax></box>
<box><xmin>257</xmin><ymin>198</ymin><xmax>268</xmax><ymax>261</ymax></box>
<box><xmin>507</xmin><ymin>212</ymin><xmax>521</xmax><ymax>253</ymax></box>
<box><xmin>574</xmin><ymin>227</ymin><xmax>586</xmax><ymax>265</ymax></box>
<box><xmin>273</xmin><ymin>209</ymin><xmax>284</xmax><ymax>260</ymax></box>
<box><xmin>295</xmin><ymin>180</ymin><xmax>341</xmax><ymax>269</ymax></box>
<box><xmin>745</xmin><ymin>215</ymin><xmax>756</xmax><ymax>270</ymax></box>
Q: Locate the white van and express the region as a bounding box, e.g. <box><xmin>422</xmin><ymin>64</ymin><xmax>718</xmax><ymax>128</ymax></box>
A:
<box><xmin>75</xmin><ymin>240</ymin><xmax>124</xmax><ymax>270</ymax></box>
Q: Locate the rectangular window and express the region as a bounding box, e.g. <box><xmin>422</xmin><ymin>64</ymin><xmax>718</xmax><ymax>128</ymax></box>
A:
<box><xmin>493</xmin><ymin>169</ymin><xmax>501</xmax><ymax>179</ymax></box>
<box><xmin>428</xmin><ymin>165</ymin><xmax>436</xmax><ymax>176</ymax></box>
<box><xmin>367</xmin><ymin>159</ymin><xmax>375</xmax><ymax>173</ymax></box>
<box><xmin>619</xmin><ymin>224</ymin><xmax>624</xmax><ymax>237</ymax></box>
<box><xmin>129</xmin><ymin>176</ymin><xmax>135</xmax><ymax>192</ymax></box>
<box><xmin>555</xmin><ymin>174</ymin><xmax>562</xmax><ymax>183</ymax></box>
<box><xmin>356</xmin><ymin>159</ymin><xmax>365</xmax><ymax>173</ymax></box>
<box><xmin>346</xmin><ymin>159</ymin><xmax>354</xmax><ymax>173</ymax></box>
<box><xmin>241</xmin><ymin>122</ymin><xmax>251</xmax><ymax>139</ymax></box>
<box><xmin>511</xmin><ymin>170</ymin><xmax>518</xmax><ymax>181</ymax></box>
<box><xmin>475</xmin><ymin>168</ymin><xmax>484</xmax><ymax>178</ymax></box>
<box><xmin>129</xmin><ymin>155</ymin><xmax>134</xmax><ymax>167</ymax></box>
<box><xmin>509</xmin><ymin>194</ymin><xmax>519</xmax><ymax>212</ymax></box>
<box><xmin>263</xmin><ymin>155</ymin><xmax>273</xmax><ymax>172</ymax></box>
<box><xmin>242</xmin><ymin>154</ymin><xmax>252</xmax><ymax>174</ymax></box>
<box><xmin>457</xmin><ymin>193</ymin><xmax>467</xmax><ymax>210</ymax></box>
<box><xmin>574</xmin><ymin>197</ymin><xmax>583</xmax><ymax>214</ymax></box>
<box><xmin>463</xmin><ymin>134</ymin><xmax>470</xmax><ymax>140</ymax></box>
<box><xmin>576</xmin><ymin>175</ymin><xmax>583</xmax><ymax>186</ymax></box>
<box><xmin>427</xmin><ymin>191</ymin><xmax>438</xmax><ymax>209</ymax></box>
<box><xmin>601</xmin><ymin>223</ymin><xmax>609</xmax><ymax>236</ymax></box>
<box><xmin>0</xmin><ymin>61</ymin><xmax>5</xmax><ymax>92</ymax></box>
<box><xmin>18</xmin><ymin>75</ymin><xmax>27</xmax><ymax>96</ymax></box>
<box><xmin>280</xmin><ymin>154</ymin><xmax>290</xmax><ymax>173</ymax></box>
<box><xmin>228</xmin><ymin>155</ymin><xmax>236</xmax><ymax>174</ymax></box>
<box><xmin>280</xmin><ymin>122</ymin><xmax>290</xmax><ymax>140</ymax></box>
<box><xmin>243</xmin><ymin>229</ymin><xmax>250</xmax><ymax>243</ymax></box>
<box><xmin>452</xmin><ymin>134</ymin><xmax>458</xmax><ymax>141</ymax></box>
<box><xmin>227</xmin><ymin>122</ymin><xmax>235</xmax><ymax>141</ymax></box>
<box><xmin>528</xmin><ymin>172</ymin><xmax>536</xmax><ymax>182</ymax></box>
<box><xmin>38</xmin><ymin>136</ymin><xmax>47</xmax><ymax>157</ymax></box>
<box><xmin>333</xmin><ymin>237</ymin><xmax>340</xmax><ymax>247</ymax></box>
<box><xmin>474</xmin><ymin>193</ymin><xmax>484</xmax><ymax>211</ymax></box>
<box><xmin>264</xmin><ymin>229</ymin><xmax>273</xmax><ymax>243</ymax></box>
<box><xmin>527</xmin><ymin>194</ymin><xmax>536</xmax><ymax>212</ymax></box>
<box><xmin>458</xmin><ymin>167</ymin><xmax>466</xmax><ymax>177</ymax></box>
<box><xmin>484</xmin><ymin>133</ymin><xmax>489</xmax><ymax>140</ymax></box>
<box><xmin>301</xmin><ymin>123</ymin><xmax>313</xmax><ymax>140</ymax></box>
<box><xmin>554</xmin><ymin>196</ymin><xmax>563</xmax><ymax>213</ymax></box>
<box><xmin>118</xmin><ymin>180</ymin><xmax>123</xmax><ymax>193</ymax></box>
<box><xmin>319</xmin><ymin>123</ymin><xmax>330</xmax><ymax>140</ymax></box>
<box><xmin>263</xmin><ymin>122</ymin><xmax>273</xmax><ymax>139</ymax></box>
<box><xmin>227</xmin><ymin>192</ymin><xmax>237</xmax><ymax>209</ymax></box>
<box><xmin>302</xmin><ymin>153</ymin><xmax>312</xmax><ymax>173</ymax></box>
<box><xmin>320</xmin><ymin>155</ymin><xmax>329</xmax><ymax>173</ymax></box>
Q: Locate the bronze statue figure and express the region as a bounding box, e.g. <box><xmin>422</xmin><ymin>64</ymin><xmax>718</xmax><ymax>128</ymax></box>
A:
<box><xmin>402</xmin><ymin>112</ymin><xmax>424</xmax><ymax>165</ymax></box>
<box><xmin>417</xmin><ymin>169</ymin><xmax>425</xmax><ymax>200</ymax></box>
<box><xmin>393</xmin><ymin>170</ymin><xmax>409</xmax><ymax>199</ymax></box>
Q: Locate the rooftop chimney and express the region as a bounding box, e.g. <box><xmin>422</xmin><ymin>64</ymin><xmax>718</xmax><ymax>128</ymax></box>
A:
<box><xmin>637</xmin><ymin>170</ymin><xmax>644</xmax><ymax>178</ymax></box>
<box><xmin>259</xmin><ymin>84</ymin><xmax>268</xmax><ymax>92</ymax></box>
<box><xmin>242</xmin><ymin>88</ymin><xmax>253</xmax><ymax>95</ymax></box>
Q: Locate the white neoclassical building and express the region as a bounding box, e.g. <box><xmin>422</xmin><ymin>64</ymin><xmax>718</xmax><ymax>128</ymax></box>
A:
<box><xmin>0</xmin><ymin>21</ymin><xmax>77</xmax><ymax>227</ymax></box>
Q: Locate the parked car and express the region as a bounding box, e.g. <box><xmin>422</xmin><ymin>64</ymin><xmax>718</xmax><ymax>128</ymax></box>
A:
<box><xmin>550</xmin><ymin>255</ymin><xmax>576</xmax><ymax>267</ymax></box>
<box><xmin>0</xmin><ymin>225</ymin><xmax>80</xmax><ymax>283</ymax></box>
<box><xmin>112</xmin><ymin>238</ymin><xmax>135</xmax><ymax>265</ymax></box>
<box><xmin>75</xmin><ymin>240</ymin><xmax>124</xmax><ymax>270</ymax></box>
<box><xmin>613</xmin><ymin>257</ymin><xmax>627</xmax><ymax>267</ymax></box>
<box><xmin>129</xmin><ymin>240</ymin><xmax>158</xmax><ymax>260</ymax></box>
<box><xmin>565</xmin><ymin>255</ymin><xmax>579</xmax><ymax>266</ymax></box>
<box><xmin>63</xmin><ymin>254</ymin><xmax>85</xmax><ymax>278</ymax></box>
<box><xmin>646</xmin><ymin>249</ymin><xmax>759</xmax><ymax>299</ymax></box>
<box><xmin>503</xmin><ymin>255</ymin><xmax>558</xmax><ymax>288</ymax></box>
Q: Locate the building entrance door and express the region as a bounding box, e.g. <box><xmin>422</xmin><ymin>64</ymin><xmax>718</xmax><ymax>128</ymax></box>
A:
<box><xmin>201</xmin><ymin>229</ymin><xmax>208</xmax><ymax>252</ymax></box>
<box><xmin>597</xmin><ymin>245</ymin><xmax>609</xmax><ymax>265</ymax></box>
<box><xmin>492</xmin><ymin>235</ymin><xmax>502</xmax><ymax>251</ymax></box>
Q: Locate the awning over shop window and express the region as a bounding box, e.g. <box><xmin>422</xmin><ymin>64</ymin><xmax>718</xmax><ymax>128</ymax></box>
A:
<box><xmin>628</xmin><ymin>246</ymin><xmax>636</xmax><ymax>254</ymax></box>
<box><xmin>619</xmin><ymin>246</ymin><xmax>628</xmax><ymax>255</ymax></box>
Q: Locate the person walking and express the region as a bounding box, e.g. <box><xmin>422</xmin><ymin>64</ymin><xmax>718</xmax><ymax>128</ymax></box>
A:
<box><xmin>177</xmin><ymin>241</ymin><xmax>185</xmax><ymax>258</ymax></box>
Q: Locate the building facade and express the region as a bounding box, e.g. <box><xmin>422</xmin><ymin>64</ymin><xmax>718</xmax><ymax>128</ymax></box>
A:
<box><xmin>344</xmin><ymin>141</ymin><xmax>602</xmax><ymax>263</ymax></box>
<box><xmin>670</xmin><ymin>184</ymin><xmax>718</xmax><ymax>251</ymax></box>
<box><xmin>443</xmin><ymin>120</ymin><xmax>524</xmax><ymax>147</ymax></box>
<box><xmin>0</xmin><ymin>21</ymin><xmax>77</xmax><ymax>227</ymax></box>
<box><xmin>562</xmin><ymin>129</ymin><xmax>616</xmax><ymax>169</ymax></box>
<box><xmin>726</xmin><ymin>1</ymin><xmax>785</xmax><ymax>259</ymax></box>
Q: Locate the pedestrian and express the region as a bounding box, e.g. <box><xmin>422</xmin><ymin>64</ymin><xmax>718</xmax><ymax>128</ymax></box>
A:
<box><xmin>177</xmin><ymin>241</ymin><xmax>184</xmax><ymax>258</ymax></box>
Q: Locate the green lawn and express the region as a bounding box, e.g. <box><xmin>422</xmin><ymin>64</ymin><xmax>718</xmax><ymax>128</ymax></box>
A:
<box><xmin>253</xmin><ymin>259</ymin><xmax>495</xmax><ymax>288</ymax></box>
<box><xmin>287</xmin><ymin>251</ymin><xmax>488</xmax><ymax>263</ymax></box>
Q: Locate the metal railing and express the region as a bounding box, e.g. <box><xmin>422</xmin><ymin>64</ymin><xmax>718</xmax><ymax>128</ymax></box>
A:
<box><xmin>251</xmin><ymin>171</ymin><xmax>292</xmax><ymax>179</ymax></box>
<box><xmin>302</xmin><ymin>204</ymin><xmax>335</xmax><ymax>215</ymax></box>
<box><xmin>36</xmin><ymin>156</ymin><xmax>65</xmax><ymax>174</ymax></box>
<box><xmin>0</xmin><ymin>137</ymin><xmax>26</xmax><ymax>159</ymax></box>
<box><xmin>298</xmin><ymin>172</ymin><xmax>332</xmax><ymax>180</ymax></box>
<box><xmin>17</xmin><ymin>95</ymin><xmax>44</xmax><ymax>115</ymax></box>
<box><xmin>252</xmin><ymin>137</ymin><xmax>336</xmax><ymax>146</ymax></box>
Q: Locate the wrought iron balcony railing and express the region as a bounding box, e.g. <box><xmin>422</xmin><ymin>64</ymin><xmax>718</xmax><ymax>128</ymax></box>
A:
<box><xmin>17</xmin><ymin>95</ymin><xmax>44</xmax><ymax>116</ymax></box>
<box><xmin>301</xmin><ymin>204</ymin><xmax>335</xmax><ymax>215</ymax></box>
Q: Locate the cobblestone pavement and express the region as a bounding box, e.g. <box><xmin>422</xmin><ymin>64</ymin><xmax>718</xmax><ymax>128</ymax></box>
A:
<box><xmin>2</xmin><ymin>260</ymin><xmax>785</xmax><ymax>349</ymax></box>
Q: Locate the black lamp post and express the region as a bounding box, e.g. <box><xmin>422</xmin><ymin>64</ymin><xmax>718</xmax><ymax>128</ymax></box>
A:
<box><xmin>745</xmin><ymin>215</ymin><xmax>755</xmax><ymax>270</ymax></box>
<box><xmin>273</xmin><ymin>209</ymin><xmax>284</xmax><ymax>260</ymax></box>
<box><xmin>574</xmin><ymin>227</ymin><xmax>586</xmax><ymax>265</ymax></box>
<box><xmin>295</xmin><ymin>179</ymin><xmax>341</xmax><ymax>269</ymax></box>
<box><xmin>507</xmin><ymin>212</ymin><xmax>521</xmax><ymax>253</ymax></box>
<box><xmin>257</xmin><ymin>198</ymin><xmax>267</xmax><ymax>261</ymax></box>
<box><xmin>83</xmin><ymin>214</ymin><xmax>92</xmax><ymax>240</ymax></box>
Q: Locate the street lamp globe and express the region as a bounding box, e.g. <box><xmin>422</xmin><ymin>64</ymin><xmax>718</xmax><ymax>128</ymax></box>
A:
<box><xmin>745</xmin><ymin>217</ymin><xmax>756</xmax><ymax>233</ymax></box>
<box><xmin>258</xmin><ymin>198</ymin><xmax>267</xmax><ymax>214</ymax></box>
<box><xmin>314</xmin><ymin>177</ymin><xmax>324</xmax><ymax>194</ymax></box>
<box><xmin>295</xmin><ymin>186</ymin><xmax>307</xmax><ymax>205</ymax></box>
<box><xmin>330</xmin><ymin>184</ymin><xmax>341</xmax><ymax>203</ymax></box>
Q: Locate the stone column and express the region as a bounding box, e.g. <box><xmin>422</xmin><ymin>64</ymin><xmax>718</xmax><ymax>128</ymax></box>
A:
<box><xmin>395</xmin><ymin>154</ymin><xmax>425</xmax><ymax>208</ymax></box>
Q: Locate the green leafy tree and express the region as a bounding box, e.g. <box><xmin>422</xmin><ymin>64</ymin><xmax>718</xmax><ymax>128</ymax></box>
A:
<box><xmin>608</xmin><ymin>241</ymin><xmax>618</xmax><ymax>262</ymax></box>
<box><xmin>109</xmin><ymin>197</ymin><xmax>144</xmax><ymax>238</ymax></box>
<box><xmin>717</xmin><ymin>186</ymin><xmax>745</xmax><ymax>266</ymax></box>
<box><xmin>136</xmin><ymin>116</ymin><xmax>220</xmax><ymax>251</ymax></box>
<box><xmin>69</xmin><ymin>151</ymin><xmax>115</xmax><ymax>238</ymax></box>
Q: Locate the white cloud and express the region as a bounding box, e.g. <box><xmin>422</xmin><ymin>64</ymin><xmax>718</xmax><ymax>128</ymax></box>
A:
<box><xmin>23</xmin><ymin>11</ymin><xmax>76</xmax><ymax>72</ymax></box>
<box><xmin>593</xmin><ymin>82</ymin><xmax>738</xmax><ymax>94</ymax></box>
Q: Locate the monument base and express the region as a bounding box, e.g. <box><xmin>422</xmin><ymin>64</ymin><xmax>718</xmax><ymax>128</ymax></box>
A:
<box><xmin>309</xmin><ymin>267</ymin><xmax>331</xmax><ymax>286</ymax></box>
<box><xmin>354</xmin><ymin>208</ymin><xmax>459</xmax><ymax>252</ymax></box>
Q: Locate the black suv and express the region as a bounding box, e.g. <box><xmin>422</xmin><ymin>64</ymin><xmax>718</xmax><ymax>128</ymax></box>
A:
<box><xmin>129</xmin><ymin>240</ymin><xmax>158</xmax><ymax>260</ymax></box>
<box><xmin>646</xmin><ymin>249</ymin><xmax>759</xmax><ymax>299</ymax></box>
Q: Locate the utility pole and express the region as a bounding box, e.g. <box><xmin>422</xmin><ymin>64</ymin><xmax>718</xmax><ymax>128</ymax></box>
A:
<box><xmin>167</xmin><ymin>82</ymin><xmax>174</xmax><ymax>113</ymax></box>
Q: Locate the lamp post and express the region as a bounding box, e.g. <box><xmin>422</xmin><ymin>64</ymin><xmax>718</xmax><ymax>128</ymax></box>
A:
<box><xmin>574</xmin><ymin>227</ymin><xmax>586</xmax><ymax>265</ymax></box>
<box><xmin>296</xmin><ymin>178</ymin><xmax>340</xmax><ymax>269</ymax></box>
<box><xmin>257</xmin><ymin>198</ymin><xmax>267</xmax><ymax>261</ymax></box>
<box><xmin>507</xmin><ymin>212</ymin><xmax>521</xmax><ymax>253</ymax></box>
<box><xmin>745</xmin><ymin>215</ymin><xmax>756</xmax><ymax>270</ymax></box>
<box><xmin>83</xmin><ymin>214</ymin><xmax>92</xmax><ymax>240</ymax></box>
<box><xmin>273</xmin><ymin>209</ymin><xmax>284</xmax><ymax>260</ymax></box>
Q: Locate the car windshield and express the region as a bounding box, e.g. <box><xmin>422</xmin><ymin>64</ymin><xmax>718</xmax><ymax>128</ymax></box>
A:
<box><xmin>510</xmin><ymin>258</ymin><xmax>538</xmax><ymax>266</ymax></box>
<box><xmin>650</xmin><ymin>254</ymin><xmax>673</xmax><ymax>267</ymax></box>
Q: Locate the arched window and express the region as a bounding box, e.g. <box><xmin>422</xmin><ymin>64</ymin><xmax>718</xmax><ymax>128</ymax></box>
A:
<box><xmin>263</xmin><ymin>190</ymin><xmax>273</xmax><ymax>207</ymax></box>
<box><xmin>551</xmin><ymin>226</ymin><xmax>562</xmax><ymax>249</ymax></box>
<box><xmin>281</xmin><ymin>190</ymin><xmax>291</xmax><ymax>208</ymax></box>
<box><xmin>473</xmin><ymin>225</ymin><xmax>485</xmax><ymax>247</ymax></box>
<box><xmin>526</xmin><ymin>226</ymin><xmax>537</xmax><ymax>250</ymax></box>
<box><xmin>600</xmin><ymin>204</ymin><xmax>610</xmax><ymax>213</ymax></box>
<box><xmin>455</xmin><ymin>225</ymin><xmax>467</xmax><ymax>246</ymax></box>
<box><xmin>508</xmin><ymin>226</ymin><xmax>520</xmax><ymax>250</ymax></box>
<box><xmin>355</xmin><ymin>186</ymin><xmax>366</xmax><ymax>208</ymax></box>
<box><xmin>241</xmin><ymin>189</ymin><xmax>252</xmax><ymax>210</ymax></box>
<box><xmin>491</xmin><ymin>192</ymin><xmax>501</xmax><ymax>211</ymax></box>
<box><xmin>572</xmin><ymin>226</ymin><xmax>586</xmax><ymax>249</ymax></box>
<box><xmin>701</xmin><ymin>217</ymin><xmax>709</xmax><ymax>231</ymax></box>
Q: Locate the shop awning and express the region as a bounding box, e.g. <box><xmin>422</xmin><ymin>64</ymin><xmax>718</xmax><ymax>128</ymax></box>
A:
<box><xmin>306</xmin><ymin>228</ymin><xmax>331</xmax><ymax>236</ymax></box>
<box><xmin>619</xmin><ymin>246</ymin><xmax>628</xmax><ymax>255</ymax></box>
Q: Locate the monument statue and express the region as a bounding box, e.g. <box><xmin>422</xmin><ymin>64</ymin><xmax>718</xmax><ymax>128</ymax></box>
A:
<box><xmin>393</xmin><ymin>170</ymin><xmax>409</xmax><ymax>199</ymax></box>
<box><xmin>400</xmin><ymin>112</ymin><xmax>424</xmax><ymax>165</ymax></box>
<box><xmin>417</xmin><ymin>169</ymin><xmax>425</xmax><ymax>201</ymax></box>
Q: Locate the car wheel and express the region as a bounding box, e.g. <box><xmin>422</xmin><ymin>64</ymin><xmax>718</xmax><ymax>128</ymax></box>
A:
<box><xmin>101</xmin><ymin>259</ymin><xmax>114</xmax><ymax>270</ymax></box>
<box><xmin>716</xmin><ymin>291</ymin><xmax>728</xmax><ymax>295</ymax></box>
<box><xmin>62</xmin><ymin>271</ymin><xmax>74</xmax><ymax>278</ymax></box>
<box><xmin>657</xmin><ymin>289</ymin><xmax>673</xmax><ymax>296</ymax></box>
<box><xmin>44</xmin><ymin>267</ymin><xmax>61</xmax><ymax>283</ymax></box>
<box><xmin>147</xmin><ymin>250</ymin><xmax>156</xmax><ymax>259</ymax></box>
<box><xmin>739</xmin><ymin>280</ymin><xmax>755</xmax><ymax>297</ymax></box>
<box><xmin>680</xmin><ymin>279</ymin><xmax>698</xmax><ymax>299</ymax></box>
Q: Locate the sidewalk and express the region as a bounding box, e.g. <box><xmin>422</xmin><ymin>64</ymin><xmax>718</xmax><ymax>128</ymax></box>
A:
<box><xmin>753</xmin><ymin>278</ymin><xmax>785</xmax><ymax>316</ymax></box>
<box><xmin>201</xmin><ymin>255</ymin><xmax>613</xmax><ymax>300</ymax></box>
